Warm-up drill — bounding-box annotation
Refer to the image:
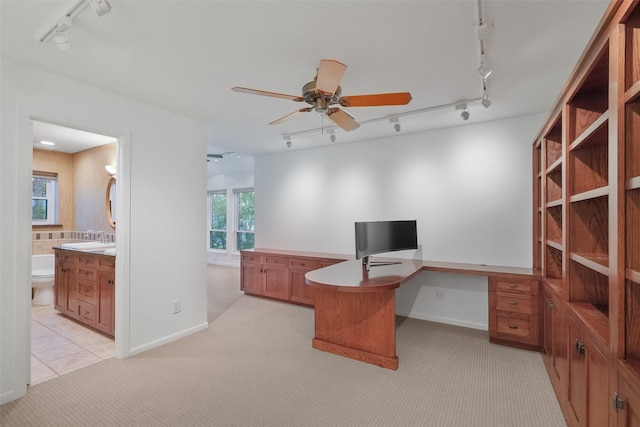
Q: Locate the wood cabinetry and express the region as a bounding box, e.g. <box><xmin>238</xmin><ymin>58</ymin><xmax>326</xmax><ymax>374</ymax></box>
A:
<box><xmin>54</xmin><ymin>249</ymin><xmax>115</xmax><ymax>337</ymax></box>
<box><xmin>240</xmin><ymin>249</ymin><xmax>346</xmax><ymax>306</ymax></box>
<box><xmin>566</xmin><ymin>310</ymin><xmax>610</xmax><ymax>427</ymax></box>
<box><xmin>488</xmin><ymin>277</ymin><xmax>540</xmax><ymax>350</ymax></box>
<box><xmin>542</xmin><ymin>281</ymin><xmax>567</xmax><ymax>397</ymax></box>
<box><xmin>532</xmin><ymin>2</ymin><xmax>640</xmax><ymax>425</ymax></box>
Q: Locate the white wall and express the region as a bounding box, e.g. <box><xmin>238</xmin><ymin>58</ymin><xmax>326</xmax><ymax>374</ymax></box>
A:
<box><xmin>206</xmin><ymin>167</ymin><xmax>254</xmax><ymax>266</ymax></box>
<box><xmin>254</xmin><ymin>113</ymin><xmax>544</xmax><ymax>329</ymax></box>
<box><xmin>1</xmin><ymin>59</ymin><xmax>208</xmax><ymax>404</ymax></box>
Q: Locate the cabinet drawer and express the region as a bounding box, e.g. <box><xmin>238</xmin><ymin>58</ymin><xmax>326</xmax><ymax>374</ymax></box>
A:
<box><xmin>494</xmin><ymin>311</ymin><xmax>539</xmax><ymax>344</ymax></box>
<box><xmin>56</xmin><ymin>251</ymin><xmax>74</xmax><ymax>261</ymax></box>
<box><xmin>290</xmin><ymin>258</ymin><xmax>319</xmax><ymax>270</ymax></box>
<box><xmin>494</xmin><ymin>279</ymin><xmax>537</xmax><ymax>295</ymax></box>
<box><xmin>78</xmin><ymin>301</ymin><xmax>96</xmax><ymax>323</ymax></box>
<box><xmin>78</xmin><ymin>267</ymin><xmax>96</xmax><ymax>281</ymax></box>
<box><xmin>495</xmin><ymin>292</ymin><xmax>537</xmax><ymax>314</ymax></box>
<box><xmin>241</xmin><ymin>253</ymin><xmax>261</xmax><ymax>264</ymax></box>
<box><xmin>265</xmin><ymin>256</ymin><xmax>288</xmax><ymax>266</ymax></box>
<box><xmin>77</xmin><ymin>280</ymin><xmax>97</xmax><ymax>304</ymax></box>
<box><xmin>99</xmin><ymin>257</ymin><xmax>115</xmax><ymax>268</ymax></box>
<box><xmin>78</xmin><ymin>254</ymin><xmax>97</xmax><ymax>267</ymax></box>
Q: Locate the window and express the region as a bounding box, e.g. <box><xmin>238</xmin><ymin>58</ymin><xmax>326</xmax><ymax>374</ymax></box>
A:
<box><xmin>235</xmin><ymin>189</ymin><xmax>254</xmax><ymax>251</ymax></box>
<box><xmin>208</xmin><ymin>191</ymin><xmax>227</xmax><ymax>250</ymax></box>
<box><xmin>32</xmin><ymin>173</ymin><xmax>58</xmax><ymax>225</ymax></box>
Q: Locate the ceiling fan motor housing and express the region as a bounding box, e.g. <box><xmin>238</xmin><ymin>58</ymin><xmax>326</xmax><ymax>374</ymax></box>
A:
<box><xmin>302</xmin><ymin>80</ymin><xmax>341</xmax><ymax>113</ymax></box>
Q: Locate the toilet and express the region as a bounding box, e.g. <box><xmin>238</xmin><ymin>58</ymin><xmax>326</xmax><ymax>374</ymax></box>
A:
<box><xmin>32</xmin><ymin>254</ymin><xmax>55</xmax><ymax>305</ymax></box>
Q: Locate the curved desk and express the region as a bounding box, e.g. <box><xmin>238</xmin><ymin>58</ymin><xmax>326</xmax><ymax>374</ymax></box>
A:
<box><xmin>305</xmin><ymin>259</ymin><xmax>424</xmax><ymax>370</ymax></box>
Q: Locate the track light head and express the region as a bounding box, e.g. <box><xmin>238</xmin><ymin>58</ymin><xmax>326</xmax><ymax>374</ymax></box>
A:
<box><xmin>460</xmin><ymin>109</ymin><xmax>470</xmax><ymax>121</ymax></box>
<box><xmin>53</xmin><ymin>30</ymin><xmax>70</xmax><ymax>50</ymax></box>
<box><xmin>482</xmin><ymin>94</ymin><xmax>492</xmax><ymax>108</ymax></box>
<box><xmin>89</xmin><ymin>0</ymin><xmax>112</xmax><ymax>16</ymax></box>
<box><xmin>284</xmin><ymin>136</ymin><xmax>292</xmax><ymax>148</ymax></box>
<box><xmin>390</xmin><ymin>117</ymin><xmax>401</xmax><ymax>132</ymax></box>
<box><xmin>329</xmin><ymin>130</ymin><xmax>336</xmax><ymax>142</ymax></box>
<box><xmin>477</xmin><ymin>63</ymin><xmax>492</xmax><ymax>80</ymax></box>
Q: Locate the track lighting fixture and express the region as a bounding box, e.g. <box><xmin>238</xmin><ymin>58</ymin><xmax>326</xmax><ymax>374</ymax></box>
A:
<box><xmin>390</xmin><ymin>117</ymin><xmax>401</xmax><ymax>132</ymax></box>
<box><xmin>53</xmin><ymin>30</ymin><xmax>70</xmax><ymax>50</ymax></box>
<box><xmin>477</xmin><ymin>63</ymin><xmax>492</xmax><ymax>80</ymax></box>
<box><xmin>481</xmin><ymin>93</ymin><xmax>492</xmax><ymax>108</ymax></box>
<box><xmin>39</xmin><ymin>0</ymin><xmax>112</xmax><ymax>49</ymax></box>
<box><xmin>455</xmin><ymin>103</ymin><xmax>470</xmax><ymax>121</ymax></box>
<box><xmin>89</xmin><ymin>0</ymin><xmax>111</xmax><ymax>16</ymax></box>
<box><xmin>329</xmin><ymin>130</ymin><xmax>336</xmax><ymax>142</ymax></box>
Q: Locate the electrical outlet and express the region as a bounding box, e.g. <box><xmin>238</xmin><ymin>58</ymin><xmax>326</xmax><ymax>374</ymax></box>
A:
<box><xmin>172</xmin><ymin>300</ymin><xmax>181</xmax><ymax>314</ymax></box>
<box><xmin>435</xmin><ymin>290</ymin><xmax>446</xmax><ymax>300</ymax></box>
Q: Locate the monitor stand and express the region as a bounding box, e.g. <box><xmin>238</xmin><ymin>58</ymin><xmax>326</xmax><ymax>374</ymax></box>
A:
<box><xmin>362</xmin><ymin>256</ymin><xmax>403</xmax><ymax>271</ymax></box>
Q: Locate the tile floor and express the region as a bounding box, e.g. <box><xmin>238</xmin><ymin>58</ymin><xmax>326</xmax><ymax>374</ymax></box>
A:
<box><xmin>30</xmin><ymin>304</ymin><xmax>115</xmax><ymax>385</ymax></box>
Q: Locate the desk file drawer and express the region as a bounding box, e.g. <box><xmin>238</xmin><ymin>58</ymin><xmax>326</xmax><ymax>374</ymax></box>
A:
<box><xmin>492</xmin><ymin>311</ymin><xmax>539</xmax><ymax>345</ymax></box>
<box><xmin>495</xmin><ymin>292</ymin><xmax>537</xmax><ymax>314</ymax></box>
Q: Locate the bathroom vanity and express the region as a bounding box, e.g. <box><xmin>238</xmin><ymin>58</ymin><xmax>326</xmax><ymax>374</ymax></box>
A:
<box><xmin>53</xmin><ymin>248</ymin><xmax>115</xmax><ymax>337</ymax></box>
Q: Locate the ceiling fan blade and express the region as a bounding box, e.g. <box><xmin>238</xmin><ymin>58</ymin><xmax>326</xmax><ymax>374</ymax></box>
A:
<box><xmin>327</xmin><ymin>108</ymin><xmax>360</xmax><ymax>132</ymax></box>
<box><xmin>316</xmin><ymin>59</ymin><xmax>347</xmax><ymax>96</ymax></box>
<box><xmin>232</xmin><ymin>86</ymin><xmax>304</xmax><ymax>102</ymax></box>
<box><xmin>269</xmin><ymin>108</ymin><xmax>313</xmax><ymax>125</ymax></box>
<box><xmin>339</xmin><ymin>92</ymin><xmax>412</xmax><ymax>107</ymax></box>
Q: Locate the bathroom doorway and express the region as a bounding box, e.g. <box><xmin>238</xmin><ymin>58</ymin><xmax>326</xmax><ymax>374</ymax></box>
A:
<box><xmin>30</xmin><ymin>119</ymin><xmax>117</xmax><ymax>385</ymax></box>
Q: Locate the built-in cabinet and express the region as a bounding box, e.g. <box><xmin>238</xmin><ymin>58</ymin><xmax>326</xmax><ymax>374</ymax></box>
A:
<box><xmin>533</xmin><ymin>2</ymin><xmax>640</xmax><ymax>425</ymax></box>
<box><xmin>240</xmin><ymin>249</ymin><xmax>345</xmax><ymax>306</ymax></box>
<box><xmin>54</xmin><ymin>249</ymin><xmax>115</xmax><ymax>337</ymax></box>
<box><xmin>488</xmin><ymin>277</ymin><xmax>540</xmax><ymax>350</ymax></box>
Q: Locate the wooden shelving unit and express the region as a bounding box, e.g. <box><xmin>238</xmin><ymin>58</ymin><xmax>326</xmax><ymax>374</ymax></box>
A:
<box><xmin>624</xmin><ymin>3</ymin><xmax>640</xmax><ymax>385</ymax></box>
<box><xmin>533</xmin><ymin>2</ymin><xmax>640</xmax><ymax>425</ymax></box>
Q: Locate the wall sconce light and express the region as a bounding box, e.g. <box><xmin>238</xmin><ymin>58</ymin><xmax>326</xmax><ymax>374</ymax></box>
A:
<box><xmin>105</xmin><ymin>165</ymin><xmax>116</xmax><ymax>175</ymax></box>
<box><xmin>390</xmin><ymin>117</ymin><xmax>401</xmax><ymax>133</ymax></box>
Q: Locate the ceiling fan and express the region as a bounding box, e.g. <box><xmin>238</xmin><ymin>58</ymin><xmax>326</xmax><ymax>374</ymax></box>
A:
<box><xmin>232</xmin><ymin>59</ymin><xmax>412</xmax><ymax>132</ymax></box>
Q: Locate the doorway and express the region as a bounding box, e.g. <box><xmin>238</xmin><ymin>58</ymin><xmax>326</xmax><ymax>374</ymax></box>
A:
<box><xmin>30</xmin><ymin>119</ymin><xmax>117</xmax><ymax>384</ymax></box>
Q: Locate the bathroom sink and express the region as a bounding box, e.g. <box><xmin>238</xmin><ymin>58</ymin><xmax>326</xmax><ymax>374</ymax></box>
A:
<box><xmin>103</xmin><ymin>248</ymin><xmax>116</xmax><ymax>256</ymax></box>
<box><xmin>61</xmin><ymin>241</ymin><xmax>116</xmax><ymax>250</ymax></box>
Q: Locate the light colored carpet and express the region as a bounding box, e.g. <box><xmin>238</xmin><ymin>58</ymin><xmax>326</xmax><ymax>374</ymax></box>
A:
<box><xmin>1</xmin><ymin>266</ymin><xmax>565</xmax><ymax>426</ymax></box>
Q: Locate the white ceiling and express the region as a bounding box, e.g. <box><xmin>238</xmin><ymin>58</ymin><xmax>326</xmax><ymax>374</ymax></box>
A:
<box><xmin>1</xmin><ymin>1</ymin><xmax>609</xmax><ymax>157</ymax></box>
<box><xmin>32</xmin><ymin>120</ymin><xmax>117</xmax><ymax>153</ymax></box>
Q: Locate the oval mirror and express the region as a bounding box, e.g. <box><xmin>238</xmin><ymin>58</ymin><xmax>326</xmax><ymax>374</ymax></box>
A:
<box><xmin>106</xmin><ymin>176</ymin><xmax>116</xmax><ymax>229</ymax></box>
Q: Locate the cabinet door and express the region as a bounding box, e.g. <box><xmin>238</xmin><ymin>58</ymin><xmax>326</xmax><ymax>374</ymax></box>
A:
<box><xmin>263</xmin><ymin>265</ymin><xmax>289</xmax><ymax>300</ymax></box>
<box><xmin>65</xmin><ymin>264</ymin><xmax>79</xmax><ymax>317</ymax></box>
<box><xmin>241</xmin><ymin>263</ymin><xmax>263</xmax><ymax>295</ymax></box>
<box><xmin>617</xmin><ymin>372</ymin><xmax>640</xmax><ymax>427</ymax></box>
<box><xmin>567</xmin><ymin>316</ymin><xmax>587</xmax><ymax>427</ymax></box>
<box><xmin>542</xmin><ymin>289</ymin><xmax>566</xmax><ymax>396</ymax></box>
<box><xmin>96</xmin><ymin>268</ymin><xmax>115</xmax><ymax>336</ymax></box>
<box><xmin>54</xmin><ymin>260</ymin><xmax>67</xmax><ymax>313</ymax></box>
<box><xmin>586</xmin><ymin>333</ymin><xmax>610</xmax><ymax>427</ymax></box>
<box><xmin>290</xmin><ymin>258</ymin><xmax>319</xmax><ymax>305</ymax></box>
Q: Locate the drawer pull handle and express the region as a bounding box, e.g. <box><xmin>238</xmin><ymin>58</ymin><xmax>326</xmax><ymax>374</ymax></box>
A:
<box><xmin>508</xmin><ymin>301</ymin><xmax>518</xmax><ymax>305</ymax></box>
<box><xmin>508</xmin><ymin>325</ymin><xmax>518</xmax><ymax>329</ymax></box>
<box><xmin>508</xmin><ymin>284</ymin><xmax>517</xmax><ymax>289</ymax></box>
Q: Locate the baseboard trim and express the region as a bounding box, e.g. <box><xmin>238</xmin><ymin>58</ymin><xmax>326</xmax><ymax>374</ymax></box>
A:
<box><xmin>396</xmin><ymin>310</ymin><xmax>488</xmax><ymax>331</ymax></box>
<box><xmin>127</xmin><ymin>322</ymin><xmax>209</xmax><ymax>356</ymax></box>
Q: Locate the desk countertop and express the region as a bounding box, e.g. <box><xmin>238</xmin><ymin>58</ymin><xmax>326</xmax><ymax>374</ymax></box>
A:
<box><xmin>305</xmin><ymin>259</ymin><xmax>424</xmax><ymax>292</ymax></box>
